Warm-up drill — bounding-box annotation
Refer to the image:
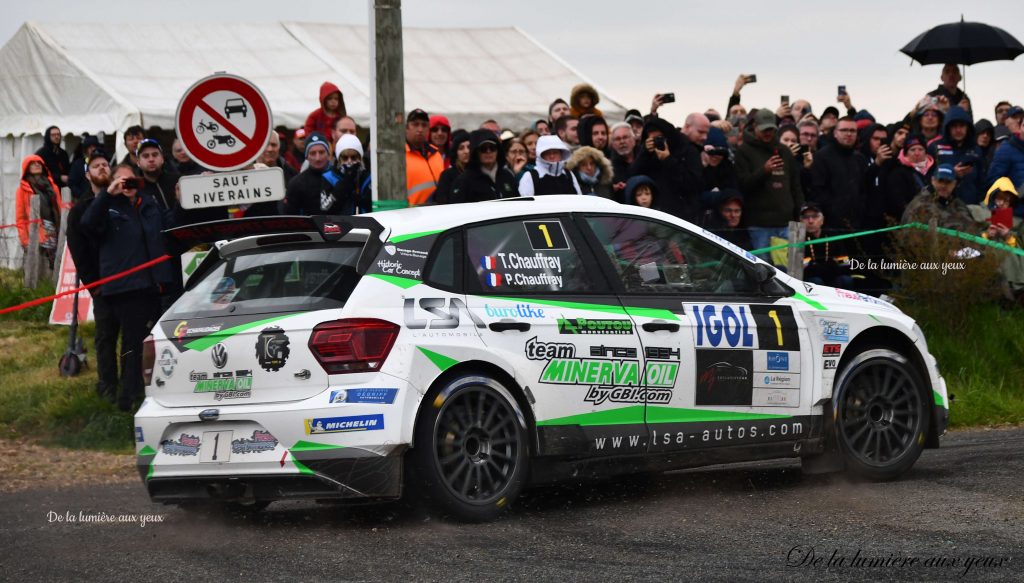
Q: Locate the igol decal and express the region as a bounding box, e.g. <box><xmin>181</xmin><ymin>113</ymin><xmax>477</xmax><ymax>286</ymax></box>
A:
<box><xmin>161</xmin><ymin>434</ymin><xmax>200</xmax><ymax>456</ymax></box>
<box><xmin>558</xmin><ymin>317</ymin><xmax>633</xmax><ymax>335</ymax></box>
<box><xmin>687</xmin><ymin>304</ymin><xmax>800</xmax><ymax>351</ymax></box>
<box><xmin>231</xmin><ymin>430</ymin><xmax>278</xmax><ymax>454</ymax></box>
<box><xmin>256</xmin><ymin>326</ymin><xmax>291</xmax><ymax>372</ymax></box>
<box><xmin>304</xmin><ymin>414</ymin><xmax>385</xmax><ymax>434</ymax></box>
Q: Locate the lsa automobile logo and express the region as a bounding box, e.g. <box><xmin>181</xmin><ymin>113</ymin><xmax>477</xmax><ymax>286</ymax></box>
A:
<box><xmin>690</xmin><ymin>305</ymin><xmax>755</xmax><ymax>348</ymax></box>
<box><xmin>404</xmin><ymin>298</ymin><xmax>486</xmax><ymax>329</ymax></box>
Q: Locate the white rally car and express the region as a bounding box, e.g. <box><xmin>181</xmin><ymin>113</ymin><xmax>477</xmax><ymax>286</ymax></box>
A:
<box><xmin>137</xmin><ymin>196</ymin><xmax>949</xmax><ymax>521</ymax></box>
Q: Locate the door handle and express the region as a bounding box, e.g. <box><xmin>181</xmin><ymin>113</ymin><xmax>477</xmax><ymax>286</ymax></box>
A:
<box><xmin>294</xmin><ymin>369</ymin><xmax>311</xmax><ymax>380</ymax></box>
<box><xmin>642</xmin><ymin>322</ymin><xmax>680</xmax><ymax>332</ymax></box>
<box><xmin>489</xmin><ymin>322</ymin><xmax>531</xmax><ymax>332</ymax></box>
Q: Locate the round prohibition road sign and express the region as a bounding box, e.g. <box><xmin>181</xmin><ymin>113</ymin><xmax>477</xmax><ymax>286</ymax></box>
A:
<box><xmin>175</xmin><ymin>73</ymin><xmax>273</xmax><ymax>172</ymax></box>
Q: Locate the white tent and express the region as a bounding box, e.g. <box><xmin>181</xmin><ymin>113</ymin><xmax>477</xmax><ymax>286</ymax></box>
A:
<box><xmin>0</xmin><ymin>21</ymin><xmax>625</xmax><ymax>268</ymax></box>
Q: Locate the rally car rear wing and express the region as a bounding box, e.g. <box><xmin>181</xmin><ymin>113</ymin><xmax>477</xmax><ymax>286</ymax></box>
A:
<box><xmin>165</xmin><ymin>215</ymin><xmax>388</xmax><ymax>277</ymax></box>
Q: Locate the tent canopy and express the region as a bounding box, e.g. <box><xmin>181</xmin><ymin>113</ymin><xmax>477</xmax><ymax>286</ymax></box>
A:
<box><xmin>0</xmin><ymin>21</ymin><xmax>625</xmax><ymax>136</ymax></box>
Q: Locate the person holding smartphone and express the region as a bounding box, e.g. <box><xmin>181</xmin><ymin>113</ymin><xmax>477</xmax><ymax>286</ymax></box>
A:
<box><xmin>80</xmin><ymin>163</ymin><xmax>177</xmax><ymax>412</ymax></box>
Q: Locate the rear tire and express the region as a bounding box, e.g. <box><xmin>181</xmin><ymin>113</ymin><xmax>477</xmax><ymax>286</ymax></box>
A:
<box><xmin>410</xmin><ymin>375</ymin><xmax>529</xmax><ymax>522</ymax></box>
<box><xmin>833</xmin><ymin>348</ymin><xmax>929</xmax><ymax>481</ymax></box>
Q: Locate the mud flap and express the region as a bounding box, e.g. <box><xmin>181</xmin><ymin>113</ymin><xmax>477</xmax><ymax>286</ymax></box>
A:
<box><xmin>800</xmin><ymin>400</ymin><xmax>845</xmax><ymax>475</ymax></box>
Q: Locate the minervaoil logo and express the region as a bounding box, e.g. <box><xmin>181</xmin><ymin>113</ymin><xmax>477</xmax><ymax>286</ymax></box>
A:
<box><xmin>558</xmin><ymin>317</ymin><xmax>633</xmax><ymax>335</ymax></box>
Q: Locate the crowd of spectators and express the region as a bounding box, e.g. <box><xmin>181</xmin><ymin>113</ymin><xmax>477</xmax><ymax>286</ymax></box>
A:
<box><xmin>15</xmin><ymin>67</ymin><xmax>1024</xmax><ymax>409</ymax></box>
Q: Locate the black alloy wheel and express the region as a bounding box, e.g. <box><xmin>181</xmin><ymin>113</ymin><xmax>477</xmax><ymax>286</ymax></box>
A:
<box><xmin>834</xmin><ymin>348</ymin><xmax>929</xmax><ymax>480</ymax></box>
<box><xmin>412</xmin><ymin>375</ymin><xmax>528</xmax><ymax>522</ymax></box>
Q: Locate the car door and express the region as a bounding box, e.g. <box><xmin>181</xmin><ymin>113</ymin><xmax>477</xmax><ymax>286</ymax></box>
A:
<box><xmin>578</xmin><ymin>213</ymin><xmax>815</xmax><ymax>456</ymax></box>
<box><xmin>461</xmin><ymin>214</ymin><xmax>646</xmax><ymax>457</ymax></box>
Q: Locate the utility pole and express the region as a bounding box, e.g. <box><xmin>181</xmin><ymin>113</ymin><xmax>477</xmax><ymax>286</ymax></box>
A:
<box><xmin>369</xmin><ymin>0</ymin><xmax>407</xmax><ymax>208</ymax></box>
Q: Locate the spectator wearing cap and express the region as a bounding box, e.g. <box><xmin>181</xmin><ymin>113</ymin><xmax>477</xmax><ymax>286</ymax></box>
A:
<box><xmin>624</xmin><ymin>109</ymin><xmax>645</xmax><ymax>141</ymax></box>
<box><xmin>284</xmin><ymin>128</ymin><xmax>307</xmax><ymax>173</ymax></box>
<box><xmin>567</xmin><ymin>146</ymin><xmax>614</xmax><ymax>199</ymax></box>
<box><xmin>901</xmin><ymin>163</ymin><xmax>975</xmax><ymax>232</ymax></box>
<box><xmin>81</xmin><ymin>162</ymin><xmax>176</xmax><ymax>411</ymax></box>
<box><xmin>120</xmin><ymin>125</ymin><xmax>145</xmax><ymax>169</ymax></box>
<box><xmin>884</xmin><ymin>134</ymin><xmax>935</xmax><ymax>222</ymax></box>
<box><xmin>609</xmin><ymin>121</ymin><xmax>637</xmax><ymax>194</ymax></box>
<box><xmin>405</xmin><ymin>109</ymin><xmax>445</xmax><ymax>206</ymax></box>
<box><xmin>428</xmin><ymin>115</ymin><xmax>452</xmax><ymax>166</ymax></box>
<box><xmin>333</xmin><ymin>134</ymin><xmax>372</xmax><ymax>214</ymax></box>
<box><xmin>135</xmin><ymin>139</ymin><xmax>178</xmax><ymax>211</ymax></box>
<box><xmin>519</xmin><ymin>135</ymin><xmax>582</xmax><ymax>196</ymax></box>
<box><xmin>799</xmin><ymin>202</ymin><xmax>854</xmax><ymax>289</ymax></box>
<box><xmin>433</xmin><ymin>130</ymin><xmax>472</xmax><ymax>205</ymax></box>
<box><xmin>449</xmin><ymin>129</ymin><xmax>519</xmax><ymax>203</ymax></box>
<box><xmin>735</xmin><ymin>109</ymin><xmax>803</xmax><ymax>251</ymax></box>
<box><xmin>701</xmin><ymin>189</ymin><xmax>752</xmax><ymax>250</ymax></box>
<box><xmin>304</xmin><ymin>81</ymin><xmax>347</xmax><ymax>139</ymax></box>
<box><xmin>701</xmin><ymin>126</ymin><xmax>738</xmax><ymax>195</ymax></box>
<box><xmin>35</xmin><ymin>125</ymin><xmax>71</xmax><ymax>188</ymax></box>
<box><xmin>69</xmin><ymin>135</ymin><xmax>102</xmax><ymax>200</ymax></box>
<box><xmin>927</xmin><ymin>64</ymin><xmax>970</xmax><ymax>111</ymax></box>
<box><xmin>66</xmin><ymin>147</ymin><xmax>120</xmax><ymax>404</ymax></box>
<box><xmin>817</xmin><ymin>106</ymin><xmax>841</xmax><ymax>151</ymax></box>
<box><xmin>282</xmin><ymin>131</ymin><xmax>345</xmax><ymax>214</ymax></box>
<box><xmin>809</xmin><ymin>116</ymin><xmax>868</xmax><ymax>230</ymax></box>
<box><xmin>927</xmin><ymin>105</ymin><xmax>986</xmax><ymax>205</ymax></box>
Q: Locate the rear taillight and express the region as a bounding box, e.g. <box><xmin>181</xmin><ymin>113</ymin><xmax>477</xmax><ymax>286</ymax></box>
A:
<box><xmin>142</xmin><ymin>335</ymin><xmax>156</xmax><ymax>386</ymax></box>
<box><xmin>308</xmin><ymin>319</ymin><xmax>400</xmax><ymax>374</ymax></box>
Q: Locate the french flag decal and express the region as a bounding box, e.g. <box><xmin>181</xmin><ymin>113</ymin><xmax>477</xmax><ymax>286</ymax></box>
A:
<box><xmin>487</xmin><ymin>273</ymin><xmax>503</xmax><ymax>287</ymax></box>
<box><xmin>481</xmin><ymin>256</ymin><xmax>498</xmax><ymax>270</ymax></box>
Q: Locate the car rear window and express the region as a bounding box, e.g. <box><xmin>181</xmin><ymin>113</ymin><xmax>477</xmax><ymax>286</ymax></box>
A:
<box><xmin>167</xmin><ymin>243</ymin><xmax>362</xmax><ymax>318</ymax></box>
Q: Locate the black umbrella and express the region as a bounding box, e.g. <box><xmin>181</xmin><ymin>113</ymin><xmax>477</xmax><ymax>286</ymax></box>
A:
<box><xmin>901</xmin><ymin>17</ymin><xmax>1024</xmax><ymax>65</ymax></box>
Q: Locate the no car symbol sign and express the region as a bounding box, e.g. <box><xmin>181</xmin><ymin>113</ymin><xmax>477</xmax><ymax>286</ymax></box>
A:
<box><xmin>175</xmin><ymin>73</ymin><xmax>272</xmax><ymax>172</ymax></box>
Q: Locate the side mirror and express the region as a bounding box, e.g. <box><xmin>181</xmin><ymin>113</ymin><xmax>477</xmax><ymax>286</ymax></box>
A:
<box><xmin>751</xmin><ymin>262</ymin><xmax>791</xmax><ymax>296</ymax></box>
<box><xmin>752</xmin><ymin>262</ymin><xmax>776</xmax><ymax>284</ymax></box>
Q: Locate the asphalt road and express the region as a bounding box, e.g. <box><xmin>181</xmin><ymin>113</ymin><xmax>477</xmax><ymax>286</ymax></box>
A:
<box><xmin>2</xmin><ymin>427</ymin><xmax>1021</xmax><ymax>582</ymax></box>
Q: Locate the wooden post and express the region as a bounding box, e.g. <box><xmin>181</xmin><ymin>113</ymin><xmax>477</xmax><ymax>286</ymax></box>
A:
<box><xmin>787</xmin><ymin>220</ymin><xmax>806</xmax><ymax>280</ymax></box>
<box><xmin>369</xmin><ymin>0</ymin><xmax>407</xmax><ymax>205</ymax></box>
<box><xmin>23</xmin><ymin>196</ymin><xmax>40</xmax><ymax>289</ymax></box>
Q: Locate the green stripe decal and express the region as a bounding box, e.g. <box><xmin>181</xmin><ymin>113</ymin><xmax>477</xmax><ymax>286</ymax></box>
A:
<box><xmin>291</xmin><ymin>455</ymin><xmax>315</xmax><ymax>476</ymax></box>
<box><xmin>869</xmin><ymin>314</ymin><xmax>882</xmax><ymax>323</ymax></box>
<box><xmin>367</xmin><ymin>273</ymin><xmax>422</xmax><ymax>289</ymax></box>
<box><xmin>389</xmin><ymin>229</ymin><xmax>443</xmax><ymax>244</ymax></box>
<box><xmin>490</xmin><ymin>296</ymin><xmax>679</xmax><ymax>321</ymax></box>
<box><xmin>538</xmin><ymin>406</ymin><xmax>792</xmax><ymax>427</ymax></box>
<box><xmin>290</xmin><ymin>440</ymin><xmax>345</xmax><ymax>452</ymax></box>
<box><xmin>933</xmin><ymin>390</ymin><xmax>944</xmax><ymax>408</ymax></box>
<box><xmin>184</xmin><ymin>313</ymin><xmax>301</xmax><ymax>352</ymax></box>
<box><xmin>418</xmin><ymin>346</ymin><xmax>459</xmax><ymax>371</ymax></box>
<box><xmin>139</xmin><ymin>445</ymin><xmax>157</xmax><ymax>456</ymax></box>
<box><xmin>792</xmin><ymin>292</ymin><xmax>828</xmax><ymax>311</ymax></box>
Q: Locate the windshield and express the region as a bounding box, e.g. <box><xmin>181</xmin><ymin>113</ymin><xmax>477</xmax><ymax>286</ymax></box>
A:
<box><xmin>167</xmin><ymin>244</ymin><xmax>363</xmax><ymax>319</ymax></box>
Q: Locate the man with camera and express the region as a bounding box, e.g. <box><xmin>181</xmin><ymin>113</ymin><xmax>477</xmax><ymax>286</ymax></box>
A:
<box><xmin>80</xmin><ymin>163</ymin><xmax>177</xmax><ymax>412</ymax></box>
<box><xmin>628</xmin><ymin>116</ymin><xmax>702</xmax><ymax>222</ymax></box>
<box><xmin>927</xmin><ymin>106</ymin><xmax>986</xmax><ymax>205</ymax></box>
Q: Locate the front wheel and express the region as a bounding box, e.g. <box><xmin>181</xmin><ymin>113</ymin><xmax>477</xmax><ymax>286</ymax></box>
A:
<box><xmin>833</xmin><ymin>348</ymin><xmax>929</xmax><ymax>481</ymax></box>
<box><xmin>410</xmin><ymin>375</ymin><xmax>529</xmax><ymax>522</ymax></box>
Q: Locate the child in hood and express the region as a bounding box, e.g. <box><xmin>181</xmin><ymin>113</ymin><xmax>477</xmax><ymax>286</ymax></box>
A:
<box><xmin>304</xmin><ymin>82</ymin><xmax>347</xmax><ymax>138</ymax></box>
<box><xmin>570</xmin><ymin>84</ymin><xmax>603</xmax><ymax>119</ymax></box>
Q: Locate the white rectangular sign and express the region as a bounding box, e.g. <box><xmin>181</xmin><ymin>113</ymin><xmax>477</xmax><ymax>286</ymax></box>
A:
<box><xmin>179</xmin><ymin>166</ymin><xmax>285</xmax><ymax>210</ymax></box>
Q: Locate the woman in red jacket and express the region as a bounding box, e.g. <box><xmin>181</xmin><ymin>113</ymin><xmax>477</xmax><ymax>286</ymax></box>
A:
<box><xmin>16</xmin><ymin>153</ymin><xmax>63</xmax><ymax>265</ymax></box>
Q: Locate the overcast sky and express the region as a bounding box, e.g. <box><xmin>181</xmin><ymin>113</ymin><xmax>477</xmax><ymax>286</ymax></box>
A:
<box><xmin>3</xmin><ymin>0</ymin><xmax>1023</xmax><ymax>127</ymax></box>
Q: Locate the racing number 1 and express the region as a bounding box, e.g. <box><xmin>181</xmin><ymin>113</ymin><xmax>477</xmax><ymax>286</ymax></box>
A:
<box><xmin>768</xmin><ymin>310</ymin><xmax>783</xmax><ymax>347</ymax></box>
<box><xmin>537</xmin><ymin>224</ymin><xmax>553</xmax><ymax>248</ymax></box>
